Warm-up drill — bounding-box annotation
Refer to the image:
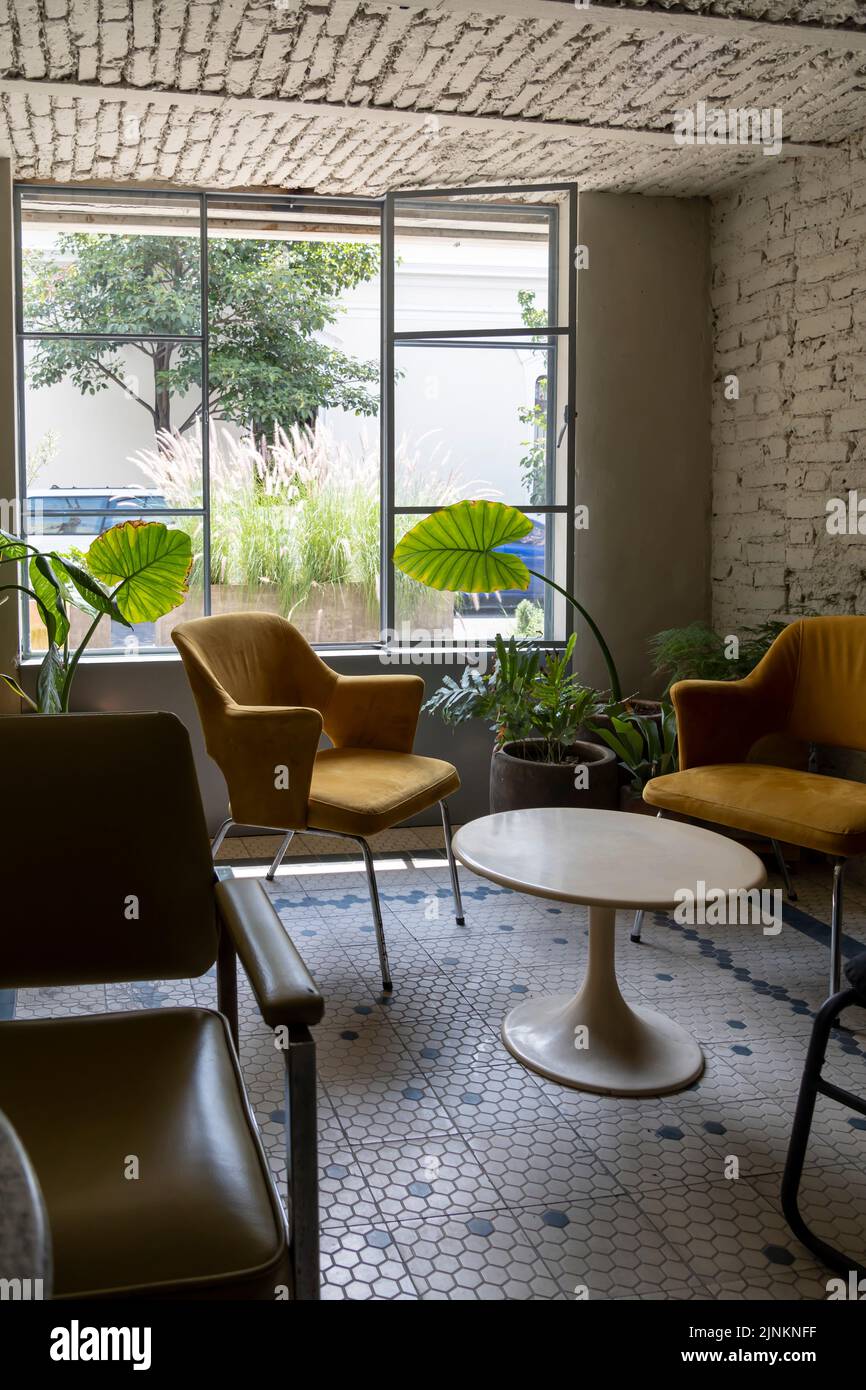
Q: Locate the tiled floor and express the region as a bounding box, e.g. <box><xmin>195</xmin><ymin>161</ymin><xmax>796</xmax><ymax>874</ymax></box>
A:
<box><xmin>12</xmin><ymin>828</ymin><xmax>866</xmax><ymax>1300</ymax></box>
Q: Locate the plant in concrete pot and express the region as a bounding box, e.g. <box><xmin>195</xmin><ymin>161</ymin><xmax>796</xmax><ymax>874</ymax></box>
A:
<box><xmin>393</xmin><ymin>499</ymin><xmax>623</xmax><ymax>702</ymax></box>
<box><xmin>597</xmin><ymin>704</ymin><xmax>679</xmax><ymax>812</ymax></box>
<box><xmin>422</xmin><ymin>631</ymin><xmax>619</xmax><ymax>813</ymax></box>
<box><xmin>0</xmin><ymin>520</ymin><xmax>193</xmax><ymax>713</ymax></box>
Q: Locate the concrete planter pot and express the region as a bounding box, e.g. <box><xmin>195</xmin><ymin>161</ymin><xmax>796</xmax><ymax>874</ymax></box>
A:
<box><xmin>490</xmin><ymin>738</ymin><xmax>619</xmax><ymax>814</ymax></box>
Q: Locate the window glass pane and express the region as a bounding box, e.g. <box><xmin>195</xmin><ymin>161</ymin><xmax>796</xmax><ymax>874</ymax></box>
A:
<box><xmin>206</xmin><ymin>423</ymin><xmax>380</xmax><ymax>645</ymax></box>
<box><xmin>20</xmin><ymin>189</ymin><xmax>201</xmax><ymax>336</ymax></box>
<box><xmin>394</xmin><ymin>342</ymin><xmax>557</xmax><ymax>508</ymax></box>
<box><xmin>204</xmin><ymin>197</ymin><xmax>382</xmax><ymax>643</ymax></box>
<box><xmin>25</xmin><ymin>514</ymin><xmax>204</xmax><ymax>654</ymax></box>
<box><xmin>393</xmin><ymin>198</ymin><xmax>554</xmax><ymax>334</ymax></box>
<box><xmin>393</xmin><ymin>510</ymin><xmax>565</xmax><ymax>645</ymax></box>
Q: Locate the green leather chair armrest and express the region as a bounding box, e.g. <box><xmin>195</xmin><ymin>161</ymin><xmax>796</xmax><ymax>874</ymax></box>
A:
<box><xmin>215</xmin><ymin>879</ymin><xmax>324</xmax><ymax>1029</ymax></box>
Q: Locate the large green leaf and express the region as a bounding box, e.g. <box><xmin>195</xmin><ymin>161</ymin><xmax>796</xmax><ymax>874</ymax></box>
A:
<box><xmin>36</xmin><ymin>643</ymin><xmax>65</xmax><ymax>715</ymax></box>
<box><xmin>85</xmin><ymin>521</ymin><xmax>192</xmax><ymax>624</ymax></box>
<box><xmin>0</xmin><ymin>529</ymin><xmax>31</xmax><ymax>563</ymax></box>
<box><xmin>53</xmin><ymin>555</ymin><xmax>131</xmax><ymax>627</ymax></box>
<box><xmin>29</xmin><ymin>554</ymin><xmax>69</xmax><ymax>647</ymax></box>
<box><xmin>393</xmin><ymin>501</ymin><xmax>532</xmax><ymax>594</ymax></box>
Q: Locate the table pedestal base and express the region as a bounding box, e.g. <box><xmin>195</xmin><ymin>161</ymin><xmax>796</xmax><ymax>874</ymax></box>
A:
<box><xmin>502</xmin><ymin>906</ymin><xmax>704</xmax><ymax>1097</ymax></box>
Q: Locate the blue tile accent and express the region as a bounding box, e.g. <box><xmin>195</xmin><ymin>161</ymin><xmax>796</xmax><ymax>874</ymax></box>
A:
<box><xmin>0</xmin><ymin>989</ymin><xmax>15</xmax><ymax>1021</ymax></box>
<box><xmin>466</xmin><ymin>1218</ymin><xmax>494</xmax><ymax>1236</ymax></box>
<box><xmin>542</xmin><ymin>1211</ymin><xmax>569</xmax><ymax>1228</ymax></box>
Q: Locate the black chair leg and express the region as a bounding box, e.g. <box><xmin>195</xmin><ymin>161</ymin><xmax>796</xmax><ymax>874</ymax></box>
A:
<box><xmin>782</xmin><ymin>984</ymin><xmax>866</xmax><ymax>1278</ymax></box>
<box><xmin>285</xmin><ymin>1026</ymin><xmax>320</xmax><ymax>1300</ymax></box>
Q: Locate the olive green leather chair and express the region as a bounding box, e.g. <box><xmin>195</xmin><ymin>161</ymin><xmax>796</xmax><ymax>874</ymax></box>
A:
<box><xmin>642</xmin><ymin>616</ymin><xmax>866</xmax><ymax>994</ymax></box>
<box><xmin>173</xmin><ymin>613</ymin><xmax>465</xmax><ymax>991</ymax></box>
<box><xmin>0</xmin><ymin>712</ymin><xmax>323</xmax><ymax>1301</ymax></box>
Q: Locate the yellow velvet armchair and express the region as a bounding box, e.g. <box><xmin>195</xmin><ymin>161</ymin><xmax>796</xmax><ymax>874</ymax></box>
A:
<box><xmin>173</xmin><ymin>613</ymin><xmax>464</xmax><ymax>990</ymax></box>
<box><xmin>642</xmin><ymin>616</ymin><xmax>866</xmax><ymax>993</ymax></box>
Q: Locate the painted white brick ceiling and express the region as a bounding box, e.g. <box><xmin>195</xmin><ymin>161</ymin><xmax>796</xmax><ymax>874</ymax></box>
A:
<box><xmin>0</xmin><ymin>1</ymin><xmax>864</xmax><ymax>194</ymax></box>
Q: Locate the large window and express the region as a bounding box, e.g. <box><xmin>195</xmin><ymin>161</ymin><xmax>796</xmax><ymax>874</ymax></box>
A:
<box><xmin>14</xmin><ymin>183</ymin><xmax>575</xmax><ymax>655</ymax></box>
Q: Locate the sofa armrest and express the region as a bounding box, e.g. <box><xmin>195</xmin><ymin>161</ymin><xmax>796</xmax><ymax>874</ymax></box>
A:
<box><xmin>212</xmin><ymin>704</ymin><xmax>323</xmax><ymax>829</ymax></box>
<box><xmin>216</xmin><ymin>878</ymin><xmax>324</xmax><ymax>1028</ymax></box>
<box><xmin>325</xmin><ymin>672</ymin><xmax>425</xmax><ymax>752</ymax></box>
<box><xmin>671</xmin><ymin>675</ymin><xmax>779</xmax><ymax>769</ymax></box>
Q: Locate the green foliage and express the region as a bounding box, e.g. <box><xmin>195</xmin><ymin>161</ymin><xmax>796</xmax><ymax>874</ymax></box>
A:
<box><xmin>134</xmin><ymin>421</ymin><xmax>463</xmax><ymax>626</ymax></box>
<box><xmin>23</xmin><ymin>233</ymin><xmax>380</xmax><ymax>436</ymax></box>
<box><xmin>0</xmin><ymin>521</ymin><xmax>192</xmax><ymax>713</ymax></box>
<box><xmin>649</xmin><ymin>620</ymin><xmax>788</xmax><ymax>693</ymax></box>
<box><xmin>596</xmin><ymin>705</ymin><xmax>679</xmax><ymax>793</ymax></box>
<box><xmin>514</xmin><ymin>598</ymin><xmax>544</xmax><ymax>638</ymax></box>
<box><xmin>423</xmin><ymin>632</ymin><xmax>609</xmax><ymax>765</ymax></box>
<box><xmin>393</xmin><ymin>500</ymin><xmax>622</xmax><ymax>701</ymax></box>
<box><xmin>516</xmin><ymin>290</ymin><xmax>547</xmax><ymax>507</ymax></box>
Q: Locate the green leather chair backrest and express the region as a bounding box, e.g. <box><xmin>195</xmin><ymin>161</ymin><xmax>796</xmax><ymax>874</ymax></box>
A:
<box><xmin>0</xmin><ymin>711</ymin><xmax>218</xmax><ymax>988</ymax></box>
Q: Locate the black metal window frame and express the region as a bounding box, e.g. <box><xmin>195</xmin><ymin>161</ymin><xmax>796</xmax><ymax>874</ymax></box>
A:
<box><xmin>13</xmin><ymin>181</ymin><xmax>576</xmax><ymax>657</ymax></box>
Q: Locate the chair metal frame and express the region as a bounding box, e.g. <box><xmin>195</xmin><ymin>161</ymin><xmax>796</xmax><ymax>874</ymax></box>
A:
<box><xmin>630</xmin><ymin>814</ymin><xmax>847</xmax><ymax>997</ymax></box>
<box><xmin>781</xmin><ymin>979</ymin><xmax>866</xmax><ymax>1279</ymax></box>
<box><xmin>211</xmin><ymin>799</ymin><xmax>465</xmax><ymax>993</ymax></box>
<box><xmin>217</xmin><ymin>922</ymin><xmax>319</xmax><ymax>1300</ymax></box>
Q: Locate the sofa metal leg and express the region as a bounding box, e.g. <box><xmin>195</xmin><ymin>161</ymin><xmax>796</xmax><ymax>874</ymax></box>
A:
<box><xmin>284</xmin><ymin>1027</ymin><xmax>320</xmax><ymax>1300</ymax></box>
<box><xmin>357</xmin><ymin>835</ymin><xmax>392</xmax><ymax>992</ymax></box>
<box><xmin>266</xmin><ymin>830</ymin><xmax>294</xmax><ymax>882</ymax></box>
<box><xmin>782</xmin><ymin>984</ymin><xmax>866</xmax><ymax>1278</ymax></box>
<box><xmin>771</xmin><ymin>838</ymin><xmax>798</xmax><ymax>902</ymax></box>
<box><xmin>439</xmin><ymin>799</ymin><xmax>465</xmax><ymax>925</ymax></box>
<box><xmin>211</xmin><ymin>816</ymin><xmax>234</xmax><ymax>858</ymax></box>
<box><xmin>830</xmin><ymin>859</ymin><xmax>846</xmax><ymax>997</ymax></box>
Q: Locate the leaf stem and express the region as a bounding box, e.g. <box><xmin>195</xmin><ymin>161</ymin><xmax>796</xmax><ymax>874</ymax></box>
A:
<box><xmin>527</xmin><ymin>568</ymin><xmax>622</xmax><ymax>703</ymax></box>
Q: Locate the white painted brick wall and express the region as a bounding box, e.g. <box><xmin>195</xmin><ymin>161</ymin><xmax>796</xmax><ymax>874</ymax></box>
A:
<box><xmin>711</xmin><ymin>131</ymin><xmax>866</xmax><ymax>633</ymax></box>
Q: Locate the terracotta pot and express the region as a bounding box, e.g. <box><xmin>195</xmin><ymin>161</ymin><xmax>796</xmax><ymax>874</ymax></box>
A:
<box><xmin>490</xmin><ymin>739</ymin><xmax>619</xmax><ymax>814</ymax></box>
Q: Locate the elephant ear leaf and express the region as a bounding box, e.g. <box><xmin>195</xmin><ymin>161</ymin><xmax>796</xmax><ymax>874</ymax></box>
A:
<box><xmin>29</xmin><ymin>554</ymin><xmax>69</xmax><ymax>647</ymax></box>
<box><xmin>0</xmin><ymin>529</ymin><xmax>30</xmax><ymax>562</ymax></box>
<box><xmin>36</xmin><ymin>643</ymin><xmax>65</xmax><ymax>715</ymax></box>
<box><xmin>393</xmin><ymin>500</ymin><xmax>532</xmax><ymax>594</ymax></box>
<box><xmin>85</xmin><ymin>521</ymin><xmax>192</xmax><ymax>624</ymax></box>
<box><xmin>54</xmin><ymin>555</ymin><xmax>131</xmax><ymax>627</ymax></box>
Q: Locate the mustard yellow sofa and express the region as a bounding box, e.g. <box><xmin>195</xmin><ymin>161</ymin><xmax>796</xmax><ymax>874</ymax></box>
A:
<box><xmin>173</xmin><ymin>613</ymin><xmax>463</xmax><ymax>990</ymax></box>
<box><xmin>643</xmin><ymin>616</ymin><xmax>866</xmax><ymax>993</ymax></box>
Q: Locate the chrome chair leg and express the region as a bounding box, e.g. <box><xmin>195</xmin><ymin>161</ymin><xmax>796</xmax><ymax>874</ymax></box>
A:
<box><xmin>266</xmin><ymin>830</ymin><xmax>295</xmax><ymax>882</ymax></box>
<box><xmin>439</xmin><ymin>799</ymin><xmax>465</xmax><ymax>926</ymax></box>
<box><xmin>630</xmin><ymin>811</ymin><xmax>663</xmax><ymax>944</ymax></box>
<box><xmin>211</xmin><ymin>816</ymin><xmax>234</xmax><ymax>858</ymax></box>
<box><xmin>830</xmin><ymin>858</ymin><xmax>846</xmax><ymax>997</ymax></box>
<box><xmin>771</xmin><ymin>838</ymin><xmax>798</xmax><ymax>902</ymax></box>
<box><xmin>356</xmin><ymin>835</ymin><xmax>392</xmax><ymax>993</ymax></box>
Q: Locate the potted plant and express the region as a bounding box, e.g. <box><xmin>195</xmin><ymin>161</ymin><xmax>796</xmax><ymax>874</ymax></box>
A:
<box><xmin>393</xmin><ymin>499</ymin><xmax>623</xmax><ymax>701</ymax></box>
<box><xmin>0</xmin><ymin>519</ymin><xmax>193</xmax><ymax>713</ymax></box>
<box><xmin>596</xmin><ymin>705</ymin><xmax>678</xmax><ymax>812</ymax></box>
<box><xmin>423</xmin><ymin>632</ymin><xmax>619</xmax><ymax>813</ymax></box>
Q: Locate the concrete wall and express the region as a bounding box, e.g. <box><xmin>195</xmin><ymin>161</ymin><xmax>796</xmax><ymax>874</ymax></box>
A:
<box><xmin>711</xmin><ymin>132</ymin><xmax>866</xmax><ymax>633</ymax></box>
<box><xmin>575</xmin><ymin>191</ymin><xmax>713</xmax><ymax>697</ymax></box>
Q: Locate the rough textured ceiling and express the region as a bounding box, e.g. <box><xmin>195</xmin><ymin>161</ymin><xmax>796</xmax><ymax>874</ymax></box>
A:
<box><xmin>0</xmin><ymin>0</ymin><xmax>864</xmax><ymax>196</ymax></box>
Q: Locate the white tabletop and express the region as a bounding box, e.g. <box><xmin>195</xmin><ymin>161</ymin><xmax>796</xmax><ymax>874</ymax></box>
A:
<box><xmin>453</xmin><ymin>808</ymin><xmax>766</xmax><ymax>911</ymax></box>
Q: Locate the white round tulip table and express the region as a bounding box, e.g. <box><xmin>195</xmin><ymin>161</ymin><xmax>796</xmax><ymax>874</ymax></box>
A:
<box><xmin>452</xmin><ymin>808</ymin><xmax>766</xmax><ymax>1097</ymax></box>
